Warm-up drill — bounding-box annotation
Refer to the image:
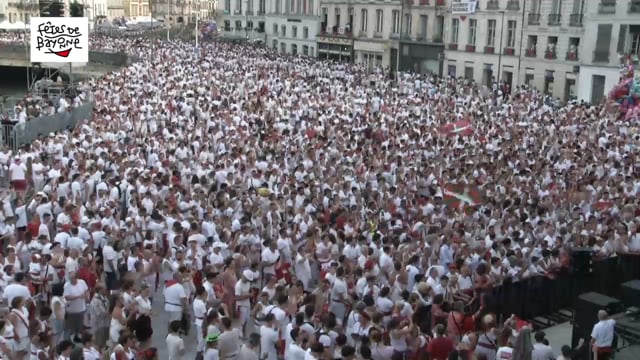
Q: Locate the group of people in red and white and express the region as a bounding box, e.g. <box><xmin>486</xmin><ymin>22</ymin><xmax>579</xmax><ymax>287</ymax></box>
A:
<box><xmin>0</xmin><ymin>31</ymin><xmax>631</xmax><ymax>360</ymax></box>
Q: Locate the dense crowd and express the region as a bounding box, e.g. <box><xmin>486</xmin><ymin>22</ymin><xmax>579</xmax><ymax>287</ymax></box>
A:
<box><xmin>0</xmin><ymin>34</ymin><xmax>632</xmax><ymax>360</ymax></box>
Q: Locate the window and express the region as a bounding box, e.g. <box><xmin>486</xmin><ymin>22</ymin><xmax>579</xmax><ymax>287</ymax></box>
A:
<box><xmin>468</xmin><ymin>19</ymin><xmax>477</xmax><ymax>45</ymax></box>
<box><xmin>247</xmin><ymin>21</ymin><xmax>254</xmax><ymax>30</ymax></box>
<box><xmin>281</xmin><ymin>42</ymin><xmax>286</xmax><ymax>54</ymax></box>
<box><xmin>224</xmin><ymin>20</ymin><xmax>230</xmax><ymax>31</ymax></box>
<box><xmin>225</xmin><ymin>0</ymin><xmax>230</xmax><ymax>11</ymax></box>
<box><xmin>361</xmin><ymin>9</ymin><xmax>368</xmax><ymax>32</ymax></box>
<box><xmin>506</xmin><ymin>20</ymin><xmax>516</xmax><ymax>47</ymax></box>
<box><xmin>450</xmin><ymin>18</ymin><xmax>459</xmax><ymax>43</ymax></box>
<box><xmin>335</xmin><ymin>7</ymin><xmax>340</xmax><ymax>28</ymax></box>
<box><xmin>281</xmin><ymin>25</ymin><xmax>286</xmax><ymax>36</ymax></box>
<box><xmin>311</xmin><ymin>47</ymin><xmax>314</xmax><ymax>55</ymax></box>
<box><xmin>392</xmin><ymin>10</ymin><xmax>400</xmax><ymax>33</ymax></box>
<box><xmin>235</xmin><ymin>20</ymin><xmax>242</xmax><ymax>30</ymax></box>
<box><xmin>292</xmin><ymin>44</ymin><xmax>298</xmax><ymax>55</ymax></box>
<box><xmin>551</xmin><ymin>0</ymin><xmax>562</xmax><ymax>13</ymax></box>
<box><xmin>275</xmin><ymin>0</ymin><xmax>281</xmax><ymax>13</ymax></box>
<box><xmin>272</xmin><ymin>39</ymin><xmax>278</xmax><ymax>49</ymax></box>
<box><xmin>292</xmin><ymin>26</ymin><xmax>298</xmax><ymax>37</ymax></box>
<box><xmin>486</xmin><ymin>19</ymin><xmax>496</xmax><ymax>46</ymax></box>
<box><xmin>531</xmin><ymin>0</ymin><xmax>541</xmax><ymax>13</ymax></box>
<box><xmin>375</xmin><ymin>9</ymin><xmax>383</xmax><ymax>33</ymax></box>
<box><xmin>303</xmin><ymin>26</ymin><xmax>309</xmax><ymax>38</ymax></box>
<box><xmin>303</xmin><ymin>45</ymin><xmax>309</xmax><ymax>55</ymax></box>
<box><xmin>419</xmin><ymin>15</ymin><xmax>427</xmax><ymax>37</ymax></box>
<box><xmin>273</xmin><ymin>24</ymin><xmax>278</xmax><ymax>34</ymax></box>
<box><xmin>404</xmin><ymin>13</ymin><xmax>411</xmax><ymax>34</ymax></box>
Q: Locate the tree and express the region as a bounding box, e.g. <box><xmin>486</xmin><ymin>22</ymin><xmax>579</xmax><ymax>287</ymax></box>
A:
<box><xmin>69</xmin><ymin>1</ymin><xmax>84</xmax><ymax>17</ymax></box>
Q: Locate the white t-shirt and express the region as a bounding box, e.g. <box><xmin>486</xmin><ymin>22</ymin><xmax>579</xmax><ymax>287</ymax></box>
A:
<box><xmin>204</xmin><ymin>348</ymin><xmax>219</xmax><ymax>360</ymax></box>
<box><xmin>3</xmin><ymin>283</ymin><xmax>31</xmax><ymax>305</ymax></box>
<box><xmin>102</xmin><ymin>245</ymin><xmax>117</xmax><ymax>273</ymax></box>
<box><xmin>591</xmin><ymin>319</ymin><xmax>616</xmax><ymax>347</ymax></box>
<box><xmin>166</xmin><ymin>333</ymin><xmax>185</xmax><ymax>360</ymax></box>
<box><xmin>259</xmin><ymin>325</ymin><xmax>279</xmax><ymax>360</ymax></box>
<box><xmin>496</xmin><ymin>346</ymin><xmax>513</xmax><ymax>359</ymax></box>
<box><xmin>164</xmin><ymin>283</ymin><xmax>187</xmax><ymax>312</ymax></box>
<box><xmin>9</xmin><ymin>163</ymin><xmax>26</xmax><ymax>181</ymax></box>
<box><xmin>261</xmin><ymin>247</ymin><xmax>279</xmax><ymax>275</ymax></box>
<box><xmin>63</xmin><ymin>279</ymin><xmax>88</xmax><ymax>313</ymax></box>
<box><xmin>235</xmin><ymin>280</ymin><xmax>251</xmax><ymax>308</ymax></box>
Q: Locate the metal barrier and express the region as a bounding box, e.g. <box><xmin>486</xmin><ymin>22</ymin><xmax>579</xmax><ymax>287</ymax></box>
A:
<box><xmin>481</xmin><ymin>253</ymin><xmax>640</xmax><ymax>323</ymax></box>
<box><xmin>1</xmin><ymin>102</ymin><xmax>94</xmax><ymax>151</ymax></box>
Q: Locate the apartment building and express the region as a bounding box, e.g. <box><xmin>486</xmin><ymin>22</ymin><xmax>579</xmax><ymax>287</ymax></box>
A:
<box><xmin>443</xmin><ymin>0</ymin><xmax>587</xmax><ymax>101</ymax></box>
<box><xmin>4</xmin><ymin>0</ymin><xmax>38</xmax><ymax>23</ymax></box>
<box><xmin>266</xmin><ymin>0</ymin><xmax>319</xmax><ymax>56</ymax></box>
<box><xmin>397</xmin><ymin>0</ymin><xmax>446</xmax><ymax>74</ymax></box>
<box><xmin>153</xmin><ymin>0</ymin><xmax>211</xmax><ymax>25</ymax></box>
<box><xmin>577</xmin><ymin>0</ymin><xmax>640</xmax><ymax>104</ymax></box>
<box><xmin>107</xmin><ymin>0</ymin><xmax>126</xmax><ymax>18</ymax></box>
<box><xmin>217</xmin><ymin>0</ymin><xmax>268</xmax><ymax>41</ymax></box>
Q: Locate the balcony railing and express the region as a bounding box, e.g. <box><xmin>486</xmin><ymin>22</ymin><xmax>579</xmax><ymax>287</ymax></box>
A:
<box><xmin>629</xmin><ymin>2</ymin><xmax>640</xmax><ymax>13</ymax></box>
<box><xmin>416</xmin><ymin>34</ymin><xmax>425</xmax><ymax>41</ymax></box>
<box><xmin>465</xmin><ymin>44</ymin><xmax>476</xmax><ymax>52</ymax></box>
<box><xmin>598</xmin><ymin>2</ymin><xmax>616</xmax><ymax>14</ymax></box>
<box><xmin>484</xmin><ymin>46</ymin><xmax>495</xmax><ymax>54</ymax></box>
<box><xmin>487</xmin><ymin>0</ymin><xmax>499</xmax><ymax>9</ymax></box>
<box><xmin>544</xmin><ymin>49</ymin><xmax>557</xmax><ymax>59</ymax></box>
<box><xmin>390</xmin><ymin>32</ymin><xmax>400</xmax><ymax>39</ymax></box>
<box><xmin>436</xmin><ymin>0</ymin><xmax>446</xmax><ymax>6</ymax></box>
<box><xmin>449</xmin><ymin>43</ymin><xmax>458</xmax><ymax>50</ymax></box>
<box><xmin>593</xmin><ymin>50</ymin><xmax>609</xmax><ymax>62</ymax></box>
<box><xmin>548</xmin><ymin>13</ymin><xmax>561</xmax><ymax>26</ymax></box>
<box><xmin>506</xmin><ymin>0</ymin><xmax>520</xmax><ymax>10</ymax></box>
<box><xmin>525</xmin><ymin>48</ymin><xmax>536</xmax><ymax>57</ymax></box>
<box><xmin>528</xmin><ymin>13</ymin><xmax>540</xmax><ymax>25</ymax></box>
<box><xmin>566</xmin><ymin>50</ymin><xmax>578</xmax><ymax>61</ymax></box>
<box><xmin>419</xmin><ymin>0</ymin><xmax>429</xmax><ymax>4</ymax></box>
<box><xmin>433</xmin><ymin>36</ymin><xmax>443</xmax><ymax>43</ymax></box>
<box><xmin>504</xmin><ymin>47</ymin><xmax>515</xmax><ymax>55</ymax></box>
<box><xmin>223</xmin><ymin>9</ymin><xmax>230</xmax><ymax>14</ymax></box>
<box><xmin>569</xmin><ymin>13</ymin><xmax>583</xmax><ymax>26</ymax></box>
<box><xmin>234</xmin><ymin>9</ymin><xmax>241</xmax><ymax>14</ymax></box>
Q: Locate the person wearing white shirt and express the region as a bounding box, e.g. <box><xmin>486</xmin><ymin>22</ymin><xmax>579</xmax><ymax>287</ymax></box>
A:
<box><xmin>166</xmin><ymin>321</ymin><xmax>185</xmax><ymax>360</ymax></box>
<box><xmin>235</xmin><ymin>270</ymin><xmax>254</xmax><ymax>337</ymax></box>
<box><xmin>590</xmin><ymin>310</ymin><xmax>616</xmax><ymax>360</ymax></box>
<box><xmin>261</xmin><ymin>241</ymin><xmax>280</xmax><ymax>276</ymax></box>
<box><xmin>259</xmin><ymin>314</ymin><xmax>280</xmax><ymax>360</ymax></box>
<box><xmin>285</xmin><ymin>328</ymin><xmax>308</xmax><ymax>360</ymax></box>
<box><xmin>63</xmin><ymin>272</ymin><xmax>88</xmax><ymax>342</ymax></box>
<box><xmin>164</xmin><ymin>274</ymin><xmax>188</xmax><ymax>325</ymax></box>
<box><xmin>193</xmin><ymin>287</ymin><xmax>208</xmax><ymax>356</ymax></box>
<box><xmin>329</xmin><ymin>268</ymin><xmax>349</xmax><ymax>326</ymax></box>
<box><xmin>532</xmin><ymin>331</ymin><xmax>555</xmax><ymax>360</ymax></box>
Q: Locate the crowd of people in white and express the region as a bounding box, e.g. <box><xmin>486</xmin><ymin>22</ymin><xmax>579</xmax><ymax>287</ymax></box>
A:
<box><xmin>0</xmin><ymin>34</ymin><xmax>632</xmax><ymax>360</ymax></box>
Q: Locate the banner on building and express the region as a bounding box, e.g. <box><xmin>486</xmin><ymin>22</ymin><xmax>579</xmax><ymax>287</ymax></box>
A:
<box><xmin>451</xmin><ymin>0</ymin><xmax>478</xmax><ymax>14</ymax></box>
<box><xmin>30</xmin><ymin>17</ymin><xmax>89</xmax><ymax>63</ymax></box>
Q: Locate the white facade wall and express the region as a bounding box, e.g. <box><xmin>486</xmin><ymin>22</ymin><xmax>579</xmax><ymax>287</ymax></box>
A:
<box><xmin>576</xmin><ymin>0</ymin><xmax>640</xmax><ymax>103</ymax></box>
<box><xmin>266</xmin><ymin>15</ymin><xmax>319</xmax><ymax>56</ymax></box>
<box><xmin>443</xmin><ymin>0</ymin><xmax>587</xmax><ymax>101</ymax></box>
<box><xmin>351</xmin><ymin>1</ymin><xmax>401</xmax><ymax>69</ymax></box>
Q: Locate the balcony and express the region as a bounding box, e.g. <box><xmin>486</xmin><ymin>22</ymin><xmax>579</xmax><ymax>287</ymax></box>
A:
<box><xmin>436</xmin><ymin>0</ymin><xmax>446</xmax><ymax>6</ymax></box>
<box><xmin>598</xmin><ymin>2</ymin><xmax>616</xmax><ymax>14</ymax></box>
<box><xmin>419</xmin><ymin>0</ymin><xmax>429</xmax><ymax>4</ymax></box>
<box><xmin>390</xmin><ymin>32</ymin><xmax>400</xmax><ymax>39</ymax></box>
<box><xmin>525</xmin><ymin>48</ymin><xmax>536</xmax><ymax>57</ymax></box>
<box><xmin>528</xmin><ymin>13</ymin><xmax>540</xmax><ymax>25</ymax></box>
<box><xmin>234</xmin><ymin>9</ymin><xmax>241</xmax><ymax>14</ymax></box>
<box><xmin>566</xmin><ymin>50</ymin><xmax>578</xmax><ymax>61</ymax></box>
<box><xmin>569</xmin><ymin>13</ymin><xmax>583</xmax><ymax>26</ymax></box>
<box><xmin>257</xmin><ymin>10</ymin><xmax>265</xmax><ymax>15</ymax></box>
<box><xmin>506</xmin><ymin>0</ymin><xmax>520</xmax><ymax>10</ymax></box>
<box><xmin>449</xmin><ymin>43</ymin><xmax>458</xmax><ymax>50</ymax></box>
<box><xmin>544</xmin><ymin>49</ymin><xmax>557</xmax><ymax>59</ymax></box>
<box><xmin>223</xmin><ymin>9</ymin><xmax>230</xmax><ymax>14</ymax></box>
<box><xmin>416</xmin><ymin>34</ymin><xmax>425</xmax><ymax>41</ymax></box>
<box><xmin>504</xmin><ymin>47</ymin><xmax>515</xmax><ymax>55</ymax></box>
<box><xmin>484</xmin><ymin>46</ymin><xmax>495</xmax><ymax>54</ymax></box>
<box><xmin>629</xmin><ymin>2</ymin><xmax>640</xmax><ymax>13</ymax></box>
<box><xmin>486</xmin><ymin>0</ymin><xmax>499</xmax><ymax>9</ymax></box>
<box><xmin>246</xmin><ymin>10</ymin><xmax>254</xmax><ymax>15</ymax></box>
<box><xmin>465</xmin><ymin>44</ymin><xmax>476</xmax><ymax>52</ymax></box>
<box><xmin>548</xmin><ymin>13</ymin><xmax>561</xmax><ymax>26</ymax></box>
<box><xmin>593</xmin><ymin>51</ymin><xmax>609</xmax><ymax>62</ymax></box>
<box><xmin>433</xmin><ymin>35</ymin><xmax>443</xmax><ymax>43</ymax></box>
<box><xmin>373</xmin><ymin>32</ymin><xmax>383</xmax><ymax>38</ymax></box>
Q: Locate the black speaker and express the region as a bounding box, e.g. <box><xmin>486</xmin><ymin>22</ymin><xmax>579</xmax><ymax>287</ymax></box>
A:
<box><xmin>571</xmin><ymin>248</ymin><xmax>595</xmax><ymax>274</ymax></box>
<box><xmin>620</xmin><ymin>280</ymin><xmax>640</xmax><ymax>308</ymax></box>
<box><xmin>572</xmin><ymin>292</ymin><xmax>622</xmax><ymax>348</ymax></box>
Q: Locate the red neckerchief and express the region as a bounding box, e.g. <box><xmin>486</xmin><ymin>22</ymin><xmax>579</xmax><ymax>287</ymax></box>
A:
<box><xmin>165</xmin><ymin>279</ymin><xmax>178</xmax><ymax>287</ymax></box>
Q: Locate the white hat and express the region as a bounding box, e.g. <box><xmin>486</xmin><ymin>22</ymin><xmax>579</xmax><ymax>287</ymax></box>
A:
<box><xmin>212</xmin><ymin>242</ymin><xmax>228</xmax><ymax>249</ymax></box>
<box><xmin>242</xmin><ymin>269</ymin><xmax>256</xmax><ymax>282</ymax></box>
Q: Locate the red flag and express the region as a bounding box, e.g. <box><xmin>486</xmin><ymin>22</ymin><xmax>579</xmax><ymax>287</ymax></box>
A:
<box><xmin>439</xmin><ymin>120</ymin><xmax>474</xmax><ymax>137</ymax></box>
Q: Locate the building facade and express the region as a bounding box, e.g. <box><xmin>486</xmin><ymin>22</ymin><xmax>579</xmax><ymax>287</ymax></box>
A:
<box><xmin>266</xmin><ymin>0</ymin><xmax>319</xmax><ymax>56</ymax></box>
<box><xmin>577</xmin><ymin>0</ymin><xmax>640</xmax><ymax>104</ymax></box>
<box><xmin>443</xmin><ymin>0</ymin><xmax>587</xmax><ymax>101</ymax></box>
<box><xmin>123</xmin><ymin>0</ymin><xmax>149</xmax><ymax>17</ymax></box>
<box><xmin>4</xmin><ymin>1</ymin><xmax>38</xmax><ymax>23</ymax></box>
<box><xmin>107</xmin><ymin>0</ymin><xmax>126</xmax><ymax>18</ymax></box>
<box><xmin>217</xmin><ymin>0</ymin><xmax>268</xmax><ymax>41</ymax></box>
<box><xmin>397</xmin><ymin>0</ymin><xmax>446</xmax><ymax>74</ymax></box>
